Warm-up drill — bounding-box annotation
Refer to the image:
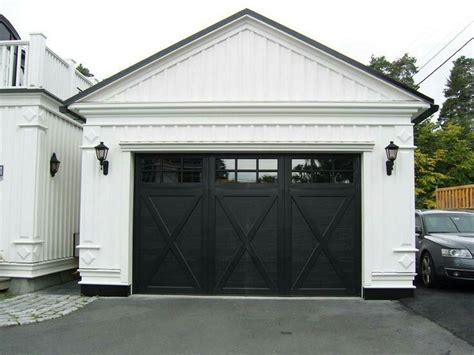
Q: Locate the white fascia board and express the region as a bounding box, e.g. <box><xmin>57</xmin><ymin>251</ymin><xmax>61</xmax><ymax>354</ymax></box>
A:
<box><xmin>71</xmin><ymin>101</ymin><xmax>427</xmax><ymax>118</ymax></box>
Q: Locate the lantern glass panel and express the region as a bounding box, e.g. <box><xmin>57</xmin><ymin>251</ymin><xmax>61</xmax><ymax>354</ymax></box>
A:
<box><xmin>95</xmin><ymin>142</ymin><xmax>109</xmax><ymax>161</ymax></box>
<box><xmin>385</xmin><ymin>142</ymin><xmax>399</xmax><ymax>161</ymax></box>
<box><xmin>50</xmin><ymin>153</ymin><xmax>60</xmax><ymax>176</ymax></box>
<box><xmin>52</xmin><ymin>161</ymin><xmax>60</xmax><ymax>171</ymax></box>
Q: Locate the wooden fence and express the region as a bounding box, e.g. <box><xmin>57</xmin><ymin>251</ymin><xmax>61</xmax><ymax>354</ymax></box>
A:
<box><xmin>436</xmin><ymin>184</ymin><xmax>474</xmax><ymax>209</ymax></box>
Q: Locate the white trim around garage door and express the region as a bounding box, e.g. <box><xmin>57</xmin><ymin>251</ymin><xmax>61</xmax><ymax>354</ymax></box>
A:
<box><xmin>118</xmin><ymin>141</ymin><xmax>375</xmax><ymax>152</ymax></box>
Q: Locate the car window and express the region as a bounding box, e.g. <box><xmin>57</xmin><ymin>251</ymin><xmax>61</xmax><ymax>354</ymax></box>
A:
<box><xmin>424</xmin><ymin>214</ymin><xmax>474</xmax><ymax>234</ymax></box>
<box><xmin>451</xmin><ymin>215</ymin><xmax>474</xmax><ymax>233</ymax></box>
<box><xmin>415</xmin><ymin>215</ymin><xmax>422</xmax><ymax>231</ymax></box>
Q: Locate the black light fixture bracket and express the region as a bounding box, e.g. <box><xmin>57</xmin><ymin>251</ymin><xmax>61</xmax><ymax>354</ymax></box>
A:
<box><xmin>100</xmin><ymin>160</ymin><xmax>109</xmax><ymax>175</ymax></box>
<box><xmin>386</xmin><ymin>160</ymin><xmax>394</xmax><ymax>176</ymax></box>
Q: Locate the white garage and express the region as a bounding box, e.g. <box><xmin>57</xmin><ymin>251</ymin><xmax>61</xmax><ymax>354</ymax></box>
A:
<box><xmin>64</xmin><ymin>9</ymin><xmax>437</xmax><ymax>299</ymax></box>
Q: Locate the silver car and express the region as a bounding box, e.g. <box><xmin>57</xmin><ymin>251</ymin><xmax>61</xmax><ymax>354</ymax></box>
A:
<box><xmin>415</xmin><ymin>210</ymin><xmax>474</xmax><ymax>287</ymax></box>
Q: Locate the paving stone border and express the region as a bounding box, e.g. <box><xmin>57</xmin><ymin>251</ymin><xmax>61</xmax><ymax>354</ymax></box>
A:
<box><xmin>0</xmin><ymin>294</ymin><xmax>97</xmax><ymax>327</ymax></box>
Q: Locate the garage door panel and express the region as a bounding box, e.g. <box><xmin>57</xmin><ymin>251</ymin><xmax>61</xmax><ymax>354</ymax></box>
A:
<box><xmin>139</xmin><ymin>201</ymin><xmax>166</xmax><ymax>251</ymax></box>
<box><xmin>213</xmin><ymin>192</ymin><xmax>279</xmax><ymax>293</ymax></box>
<box><xmin>290</xmin><ymin>199</ymin><xmax>317</xmax><ymax>284</ymax></box>
<box><xmin>175</xmin><ymin>201</ymin><xmax>203</xmax><ymax>284</ymax></box>
<box><xmin>223</xmin><ymin>251</ymin><xmax>271</xmax><ymax>290</ymax></box>
<box><xmin>300</xmin><ymin>253</ymin><xmax>345</xmax><ymax>290</ymax></box>
<box><xmin>148</xmin><ymin>251</ymin><xmax>196</xmax><ymax>288</ymax></box>
<box><xmin>218</xmin><ymin>194</ymin><xmax>276</xmax><ymax>235</ymax></box>
<box><xmin>214</xmin><ymin>201</ymin><xmax>242</xmax><ymax>287</ymax></box>
<box><xmin>289</xmin><ymin>190</ymin><xmax>358</xmax><ymax>295</ymax></box>
<box><xmin>136</xmin><ymin>191</ymin><xmax>205</xmax><ymax>293</ymax></box>
<box><xmin>293</xmin><ymin>195</ymin><xmax>347</xmax><ymax>235</ymax></box>
<box><xmin>146</xmin><ymin>194</ymin><xmax>201</xmax><ymax>235</ymax></box>
<box><xmin>250</xmin><ymin>202</ymin><xmax>279</xmax><ymax>285</ymax></box>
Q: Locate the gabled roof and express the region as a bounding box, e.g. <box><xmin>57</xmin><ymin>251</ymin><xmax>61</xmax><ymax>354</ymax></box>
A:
<box><xmin>63</xmin><ymin>8</ymin><xmax>437</xmax><ymax>122</ymax></box>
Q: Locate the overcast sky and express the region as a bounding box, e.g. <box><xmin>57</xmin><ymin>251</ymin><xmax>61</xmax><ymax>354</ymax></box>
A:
<box><xmin>1</xmin><ymin>0</ymin><xmax>473</xmax><ymax>108</ymax></box>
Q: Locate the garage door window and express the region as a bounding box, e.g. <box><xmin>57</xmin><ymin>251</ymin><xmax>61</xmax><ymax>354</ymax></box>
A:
<box><xmin>216</xmin><ymin>158</ymin><xmax>278</xmax><ymax>183</ymax></box>
<box><xmin>141</xmin><ymin>157</ymin><xmax>203</xmax><ymax>183</ymax></box>
<box><xmin>291</xmin><ymin>158</ymin><xmax>353</xmax><ymax>184</ymax></box>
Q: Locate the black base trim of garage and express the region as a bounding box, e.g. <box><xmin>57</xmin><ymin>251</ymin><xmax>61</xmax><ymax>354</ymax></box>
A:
<box><xmin>81</xmin><ymin>284</ymin><xmax>131</xmax><ymax>297</ymax></box>
<box><xmin>363</xmin><ymin>288</ymin><xmax>414</xmax><ymax>300</ymax></box>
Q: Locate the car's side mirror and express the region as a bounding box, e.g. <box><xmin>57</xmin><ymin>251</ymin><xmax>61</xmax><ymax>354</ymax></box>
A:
<box><xmin>415</xmin><ymin>226</ymin><xmax>423</xmax><ymax>238</ymax></box>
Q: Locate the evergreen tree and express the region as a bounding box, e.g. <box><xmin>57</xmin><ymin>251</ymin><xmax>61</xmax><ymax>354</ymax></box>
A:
<box><xmin>369</xmin><ymin>53</ymin><xmax>419</xmax><ymax>89</ymax></box>
<box><xmin>438</xmin><ymin>56</ymin><xmax>474</xmax><ymax>131</ymax></box>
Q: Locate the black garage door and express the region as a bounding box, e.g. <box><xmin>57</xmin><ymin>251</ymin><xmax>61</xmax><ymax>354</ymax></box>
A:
<box><xmin>133</xmin><ymin>154</ymin><xmax>361</xmax><ymax>296</ymax></box>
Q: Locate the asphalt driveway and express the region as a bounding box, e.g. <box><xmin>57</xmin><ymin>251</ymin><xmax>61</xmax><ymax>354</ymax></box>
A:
<box><xmin>1</xmin><ymin>296</ymin><xmax>472</xmax><ymax>355</ymax></box>
<box><xmin>401</xmin><ymin>280</ymin><xmax>474</xmax><ymax>347</ymax></box>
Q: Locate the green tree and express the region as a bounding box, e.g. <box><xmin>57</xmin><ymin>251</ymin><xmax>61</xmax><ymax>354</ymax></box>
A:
<box><xmin>76</xmin><ymin>63</ymin><xmax>94</xmax><ymax>77</ymax></box>
<box><xmin>414</xmin><ymin>121</ymin><xmax>474</xmax><ymax>208</ymax></box>
<box><xmin>369</xmin><ymin>54</ymin><xmax>474</xmax><ymax>208</ymax></box>
<box><xmin>414</xmin><ymin>121</ymin><xmax>446</xmax><ymax>208</ymax></box>
<box><xmin>435</xmin><ymin>122</ymin><xmax>474</xmax><ymax>186</ymax></box>
<box><xmin>369</xmin><ymin>53</ymin><xmax>419</xmax><ymax>89</ymax></box>
<box><xmin>438</xmin><ymin>56</ymin><xmax>474</xmax><ymax>131</ymax></box>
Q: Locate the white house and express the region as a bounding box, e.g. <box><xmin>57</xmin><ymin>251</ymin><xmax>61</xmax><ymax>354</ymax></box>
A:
<box><xmin>64</xmin><ymin>9</ymin><xmax>437</xmax><ymax>299</ymax></box>
<box><xmin>0</xmin><ymin>15</ymin><xmax>95</xmax><ymax>293</ymax></box>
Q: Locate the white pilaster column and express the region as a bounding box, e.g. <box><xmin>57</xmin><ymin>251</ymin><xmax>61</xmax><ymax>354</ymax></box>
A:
<box><xmin>13</xmin><ymin>106</ymin><xmax>48</xmax><ymax>262</ymax></box>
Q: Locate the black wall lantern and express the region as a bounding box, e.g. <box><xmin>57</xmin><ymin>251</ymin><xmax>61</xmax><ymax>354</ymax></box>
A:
<box><xmin>94</xmin><ymin>141</ymin><xmax>109</xmax><ymax>175</ymax></box>
<box><xmin>50</xmin><ymin>153</ymin><xmax>60</xmax><ymax>177</ymax></box>
<box><xmin>385</xmin><ymin>141</ymin><xmax>399</xmax><ymax>176</ymax></box>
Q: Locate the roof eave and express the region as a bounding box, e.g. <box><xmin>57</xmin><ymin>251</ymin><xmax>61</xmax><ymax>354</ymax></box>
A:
<box><xmin>59</xmin><ymin>105</ymin><xmax>86</xmax><ymax>123</ymax></box>
<box><xmin>412</xmin><ymin>104</ymin><xmax>439</xmax><ymax>125</ymax></box>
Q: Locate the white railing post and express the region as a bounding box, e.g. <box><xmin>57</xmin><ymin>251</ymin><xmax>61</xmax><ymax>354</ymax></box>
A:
<box><xmin>28</xmin><ymin>33</ymin><xmax>47</xmax><ymax>88</ymax></box>
<box><xmin>66</xmin><ymin>58</ymin><xmax>77</xmax><ymax>97</ymax></box>
<box><xmin>0</xmin><ymin>45</ymin><xmax>8</xmax><ymax>86</ymax></box>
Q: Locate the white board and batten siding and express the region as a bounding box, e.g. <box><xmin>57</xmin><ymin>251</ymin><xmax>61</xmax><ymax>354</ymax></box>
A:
<box><xmin>69</xmin><ymin>14</ymin><xmax>432</xmax><ymax>292</ymax></box>
<box><xmin>0</xmin><ymin>92</ymin><xmax>82</xmax><ymax>278</ymax></box>
<box><xmin>0</xmin><ymin>30</ymin><xmax>94</xmax><ymax>278</ymax></box>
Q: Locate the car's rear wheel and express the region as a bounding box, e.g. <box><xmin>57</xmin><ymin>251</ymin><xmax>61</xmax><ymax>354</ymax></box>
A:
<box><xmin>421</xmin><ymin>252</ymin><xmax>438</xmax><ymax>288</ymax></box>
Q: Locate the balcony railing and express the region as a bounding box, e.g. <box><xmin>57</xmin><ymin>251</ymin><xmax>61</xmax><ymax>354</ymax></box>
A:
<box><xmin>0</xmin><ymin>33</ymin><xmax>96</xmax><ymax>101</ymax></box>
